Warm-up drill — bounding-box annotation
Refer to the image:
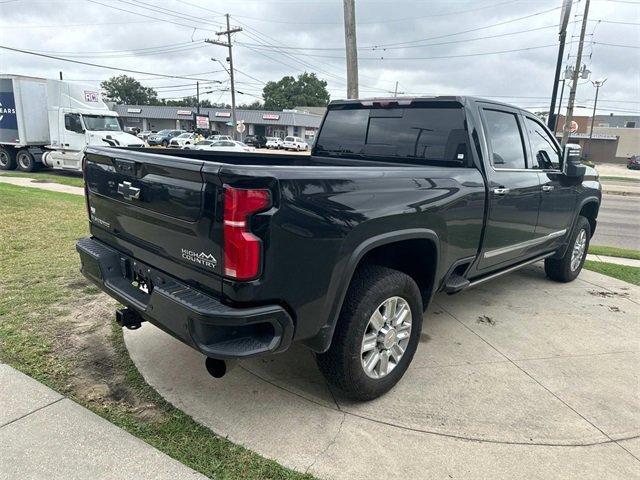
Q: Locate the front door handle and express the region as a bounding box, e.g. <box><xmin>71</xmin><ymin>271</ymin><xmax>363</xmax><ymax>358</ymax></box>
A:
<box><xmin>493</xmin><ymin>187</ymin><xmax>510</xmax><ymax>195</ymax></box>
<box><xmin>541</xmin><ymin>185</ymin><xmax>555</xmax><ymax>192</ymax></box>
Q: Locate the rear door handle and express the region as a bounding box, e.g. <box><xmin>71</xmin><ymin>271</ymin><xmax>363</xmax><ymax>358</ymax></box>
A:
<box><xmin>492</xmin><ymin>188</ymin><xmax>510</xmax><ymax>195</ymax></box>
<box><xmin>541</xmin><ymin>185</ymin><xmax>555</xmax><ymax>192</ymax></box>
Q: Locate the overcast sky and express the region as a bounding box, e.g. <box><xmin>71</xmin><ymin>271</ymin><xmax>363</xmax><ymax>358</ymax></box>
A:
<box><xmin>1</xmin><ymin>0</ymin><xmax>638</xmax><ymax>115</ymax></box>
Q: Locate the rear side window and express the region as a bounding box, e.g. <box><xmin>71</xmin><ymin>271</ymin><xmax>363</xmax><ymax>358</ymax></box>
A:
<box><xmin>315</xmin><ymin>105</ymin><xmax>468</xmax><ymax>166</ymax></box>
<box><xmin>483</xmin><ymin>110</ymin><xmax>526</xmax><ymax>169</ymax></box>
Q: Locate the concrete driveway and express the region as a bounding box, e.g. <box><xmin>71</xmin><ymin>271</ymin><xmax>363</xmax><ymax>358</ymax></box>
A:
<box><xmin>124</xmin><ymin>265</ymin><xmax>639</xmax><ymax>479</ymax></box>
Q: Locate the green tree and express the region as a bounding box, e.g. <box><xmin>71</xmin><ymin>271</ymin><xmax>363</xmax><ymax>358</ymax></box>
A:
<box><xmin>262</xmin><ymin>73</ymin><xmax>329</xmax><ymax>110</ymax></box>
<box><xmin>101</xmin><ymin>75</ymin><xmax>159</xmax><ymax>105</ymax></box>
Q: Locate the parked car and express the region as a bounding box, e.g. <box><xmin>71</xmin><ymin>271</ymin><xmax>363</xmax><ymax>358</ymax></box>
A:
<box><xmin>77</xmin><ymin>96</ymin><xmax>600</xmax><ymax>401</ymax></box>
<box><xmin>194</xmin><ymin>140</ymin><xmax>254</xmax><ymax>152</ymax></box>
<box><xmin>243</xmin><ymin>135</ymin><xmax>267</xmax><ymax>148</ymax></box>
<box><xmin>627</xmin><ymin>155</ymin><xmax>640</xmax><ymax>170</ymax></box>
<box><xmin>137</xmin><ymin>130</ymin><xmax>157</xmax><ymax>141</ymax></box>
<box><xmin>147</xmin><ymin>130</ymin><xmax>183</xmax><ymax>147</ymax></box>
<box><xmin>283</xmin><ymin>136</ymin><xmax>309</xmax><ymax>151</ymax></box>
<box><xmin>169</xmin><ymin>132</ymin><xmax>201</xmax><ymax>148</ymax></box>
<box><xmin>265</xmin><ymin>137</ymin><xmax>284</xmax><ymax>149</ymax></box>
<box><xmin>207</xmin><ymin>134</ymin><xmax>233</xmax><ymax>141</ymax></box>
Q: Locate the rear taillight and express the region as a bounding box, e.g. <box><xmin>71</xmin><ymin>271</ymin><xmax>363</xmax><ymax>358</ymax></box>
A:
<box><xmin>223</xmin><ymin>185</ymin><xmax>271</xmax><ymax>280</ymax></box>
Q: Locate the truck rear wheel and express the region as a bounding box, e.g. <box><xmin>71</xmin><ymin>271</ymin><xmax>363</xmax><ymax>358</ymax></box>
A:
<box><xmin>545</xmin><ymin>216</ymin><xmax>591</xmax><ymax>283</ymax></box>
<box><xmin>16</xmin><ymin>150</ymin><xmax>37</xmax><ymax>172</ymax></box>
<box><xmin>315</xmin><ymin>265</ymin><xmax>422</xmax><ymax>401</ymax></box>
<box><xmin>0</xmin><ymin>147</ymin><xmax>17</xmax><ymax>170</ymax></box>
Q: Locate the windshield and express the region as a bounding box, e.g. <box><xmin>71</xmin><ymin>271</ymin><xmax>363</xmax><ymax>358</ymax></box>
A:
<box><xmin>285</xmin><ymin>136</ymin><xmax>294</xmax><ymax>142</ymax></box>
<box><xmin>177</xmin><ymin>133</ymin><xmax>191</xmax><ymax>138</ymax></box>
<box><xmin>196</xmin><ymin>140</ymin><xmax>212</xmax><ymax>145</ymax></box>
<box><xmin>82</xmin><ymin>115</ymin><xmax>122</xmax><ymax>132</ymax></box>
<box><xmin>314</xmin><ymin>103</ymin><xmax>468</xmax><ymax>166</ymax></box>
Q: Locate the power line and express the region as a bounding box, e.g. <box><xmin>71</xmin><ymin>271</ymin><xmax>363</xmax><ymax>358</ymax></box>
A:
<box><xmin>0</xmin><ymin>44</ymin><xmax>223</xmax><ymax>81</ymax></box>
<box><xmin>84</xmin><ymin>0</ymin><xmax>218</xmax><ymax>32</ymax></box>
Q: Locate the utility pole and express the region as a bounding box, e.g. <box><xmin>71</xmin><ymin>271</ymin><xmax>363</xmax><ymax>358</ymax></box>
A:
<box><xmin>59</xmin><ymin>71</ymin><xmax>63</xmax><ymax>80</ymax></box>
<box><xmin>206</xmin><ymin>14</ymin><xmax>242</xmax><ymax>139</ymax></box>
<box><xmin>586</xmin><ymin>78</ymin><xmax>607</xmax><ymax>158</ymax></box>
<box><xmin>196</xmin><ymin>81</ymin><xmax>200</xmax><ymax>114</ymax></box>
<box><xmin>343</xmin><ymin>0</ymin><xmax>359</xmax><ymax>99</ymax></box>
<box><xmin>548</xmin><ymin>0</ymin><xmax>572</xmax><ymax>130</ymax></box>
<box><xmin>561</xmin><ymin>0</ymin><xmax>590</xmax><ymax>149</ymax></box>
<box><xmin>394</xmin><ymin>81</ymin><xmax>399</xmax><ymax>96</ymax></box>
<box><xmin>554</xmin><ymin>78</ymin><xmax>566</xmax><ymax>135</ymax></box>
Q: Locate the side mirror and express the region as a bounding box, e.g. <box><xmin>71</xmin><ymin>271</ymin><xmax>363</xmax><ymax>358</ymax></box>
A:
<box><xmin>563</xmin><ymin>143</ymin><xmax>586</xmax><ymax>178</ymax></box>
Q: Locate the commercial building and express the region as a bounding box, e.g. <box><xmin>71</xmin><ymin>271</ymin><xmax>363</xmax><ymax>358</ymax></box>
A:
<box><xmin>113</xmin><ymin>105</ymin><xmax>323</xmax><ymax>140</ymax></box>
<box><xmin>554</xmin><ymin>114</ymin><xmax>639</xmax><ymax>163</ymax></box>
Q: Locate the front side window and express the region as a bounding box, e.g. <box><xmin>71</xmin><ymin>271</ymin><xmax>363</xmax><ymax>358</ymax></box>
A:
<box><xmin>483</xmin><ymin>110</ymin><xmax>526</xmax><ymax>169</ymax></box>
<box><xmin>524</xmin><ymin>117</ymin><xmax>560</xmax><ymax>170</ymax></box>
<box><xmin>64</xmin><ymin>113</ymin><xmax>83</xmax><ymax>133</ymax></box>
<box><xmin>314</xmin><ymin>104</ymin><xmax>468</xmax><ymax>166</ymax></box>
<box><xmin>82</xmin><ymin>115</ymin><xmax>121</xmax><ymax>132</ymax></box>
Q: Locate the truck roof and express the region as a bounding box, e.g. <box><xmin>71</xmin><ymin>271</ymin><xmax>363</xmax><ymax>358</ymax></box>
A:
<box><xmin>328</xmin><ymin>96</ymin><xmax>527</xmax><ymax>112</ymax></box>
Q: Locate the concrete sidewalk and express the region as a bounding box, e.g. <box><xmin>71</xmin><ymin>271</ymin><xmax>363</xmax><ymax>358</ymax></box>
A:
<box><xmin>587</xmin><ymin>253</ymin><xmax>640</xmax><ymax>268</ymax></box>
<box><xmin>0</xmin><ymin>175</ymin><xmax>84</xmax><ymax>195</ymax></box>
<box><xmin>0</xmin><ymin>364</ymin><xmax>206</xmax><ymax>480</ymax></box>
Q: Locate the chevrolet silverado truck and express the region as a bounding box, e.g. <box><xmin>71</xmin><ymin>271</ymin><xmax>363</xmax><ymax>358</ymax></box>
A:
<box><xmin>76</xmin><ymin>97</ymin><xmax>601</xmax><ymax>400</ymax></box>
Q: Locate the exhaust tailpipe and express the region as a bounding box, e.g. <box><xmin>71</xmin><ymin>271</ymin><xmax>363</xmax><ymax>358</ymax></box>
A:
<box><xmin>205</xmin><ymin>357</ymin><xmax>236</xmax><ymax>378</ymax></box>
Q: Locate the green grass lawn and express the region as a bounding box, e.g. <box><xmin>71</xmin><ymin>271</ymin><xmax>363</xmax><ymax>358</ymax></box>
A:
<box><xmin>0</xmin><ymin>183</ymin><xmax>312</xmax><ymax>480</ymax></box>
<box><xmin>0</xmin><ymin>171</ymin><xmax>84</xmax><ymax>188</ymax></box>
<box><xmin>589</xmin><ymin>245</ymin><xmax>640</xmax><ymax>261</ymax></box>
<box><xmin>584</xmin><ymin>261</ymin><xmax>640</xmax><ymax>286</ymax></box>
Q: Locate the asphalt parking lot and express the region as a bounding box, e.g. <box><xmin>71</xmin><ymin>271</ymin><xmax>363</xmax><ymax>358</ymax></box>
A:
<box><xmin>125</xmin><ymin>265</ymin><xmax>639</xmax><ymax>479</ymax></box>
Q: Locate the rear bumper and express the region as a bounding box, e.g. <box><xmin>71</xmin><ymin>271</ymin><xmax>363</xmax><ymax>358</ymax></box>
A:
<box><xmin>76</xmin><ymin>237</ymin><xmax>294</xmax><ymax>359</ymax></box>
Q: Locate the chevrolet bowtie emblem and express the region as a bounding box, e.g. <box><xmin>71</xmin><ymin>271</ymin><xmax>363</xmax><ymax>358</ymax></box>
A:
<box><xmin>117</xmin><ymin>181</ymin><xmax>141</xmax><ymax>201</ymax></box>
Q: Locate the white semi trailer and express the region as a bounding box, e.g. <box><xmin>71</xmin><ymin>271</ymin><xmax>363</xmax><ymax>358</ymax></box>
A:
<box><xmin>0</xmin><ymin>75</ymin><xmax>144</xmax><ymax>172</ymax></box>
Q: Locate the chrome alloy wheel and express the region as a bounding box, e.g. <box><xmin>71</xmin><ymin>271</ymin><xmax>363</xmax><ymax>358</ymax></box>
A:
<box><xmin>571</xmin><ymin>229</ymin><xmax>587</xmax><ymax>272</ymax></box>
<box><xmin>361</xmin><ymin>296</ymin><xmax>412</xmax><ymax>379</ymax></box>
<box><xmin>0</xmin><ymin>150</ymin><xmax>9</xmax><ymax>167</ymax></box>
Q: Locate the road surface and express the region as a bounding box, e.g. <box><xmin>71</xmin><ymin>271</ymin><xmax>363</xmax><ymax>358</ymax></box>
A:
<box><xmin>592</xmin><ymin>194</ymin><xmax>639</xmax><ymax>250</ymax></box>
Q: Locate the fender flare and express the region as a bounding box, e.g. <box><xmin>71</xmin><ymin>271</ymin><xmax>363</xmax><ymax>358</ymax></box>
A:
<box><xmin>554</xmin><ymin>196</ymin><xmax>600</xmax><ymax>259</ymax></box>
<box><xmin>306</xmin><ymin>228</ymin><xmax>441</xmax><ymax>353</ymax></box>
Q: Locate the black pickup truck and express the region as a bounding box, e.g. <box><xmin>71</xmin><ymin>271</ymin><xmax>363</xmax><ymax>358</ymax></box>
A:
<box><xmin>77</xmin><ymin>96</ymin><xmax>601</xmax><ymax>400</ymax></box>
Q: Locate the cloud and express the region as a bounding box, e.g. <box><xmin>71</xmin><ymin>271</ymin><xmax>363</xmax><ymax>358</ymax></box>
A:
<box><xmin>0</xmin><ymin>0</ymin><xmax>638</xmax><ymax>114</ymax></box>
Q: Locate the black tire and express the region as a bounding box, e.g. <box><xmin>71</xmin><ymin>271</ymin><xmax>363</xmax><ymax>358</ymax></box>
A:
<box><xmin>315</xmin><ymin>265</ymin><xmax>423</xmax><ymax>401</ymax></box>
<box><xmin>0</xmin><ymin>147</ymin><xmax>17</xmax><ymax>170</ymax></box>
<box><xmin>545</xmin><ymin>216</ymin><xmax>591</xmax><ymax>282</ymax></box>
<box><xmin>161</xmin><ymin>140</ymin><xmax>169</xmax><ymax>147</ymax></box>
<box><xmin>16</xmin><ymin>150</ymin><xmax>37</xmax><ymax>172</ymax></box>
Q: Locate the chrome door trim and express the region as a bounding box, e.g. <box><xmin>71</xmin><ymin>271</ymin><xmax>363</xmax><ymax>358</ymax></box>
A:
<box><xmin>483</xmin><ymin>229</ymin><xmax>567</xmax><ymax>259</ymax></box>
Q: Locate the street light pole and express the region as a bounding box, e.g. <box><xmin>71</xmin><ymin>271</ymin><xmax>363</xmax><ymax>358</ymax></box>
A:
<box><xmin>586</xmin><ymin>78</ymin><xmax>607</xmax><ymax>159</ymax></box>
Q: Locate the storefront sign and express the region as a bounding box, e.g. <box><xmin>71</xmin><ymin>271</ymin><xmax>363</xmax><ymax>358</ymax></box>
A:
<box><xmin>262</xmin><ymin>114</ymin><xmax>280</xmax><ymax>120</ymax></box>
<box><xmin>194</xmin><ymin>113</ymin><xmax>210</xmax><ymax>130</ymax></box>
<box><xmin>127</xmin><ymin>108</ymin><xmax>142</xmax><ymax>113</ymax></box>
<box><xmin>177</xmin><ymin>110</ymin><xmax>192</xmax><ymax>116</ymax></box>
<box><xmin>215</xmin><ymin>111</ymin><xmax>231</xmax><ymax>117</ymax></box>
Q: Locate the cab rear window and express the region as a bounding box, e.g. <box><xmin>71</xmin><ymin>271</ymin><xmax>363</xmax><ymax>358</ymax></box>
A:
<box><xmin>315</xmin><ymin>103</ymin><xmax>468</xmax><ymax>166</ymax></box>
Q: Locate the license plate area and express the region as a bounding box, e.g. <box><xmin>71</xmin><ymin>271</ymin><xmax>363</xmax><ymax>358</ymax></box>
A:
<box><xmin>121</xmin><ymin>257</ymin><xmax>154</xmax><ymax>295</ymax></box>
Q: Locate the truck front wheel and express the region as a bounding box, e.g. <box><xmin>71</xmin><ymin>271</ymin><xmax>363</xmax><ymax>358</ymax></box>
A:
<box><xmin>545</xmin><ymin>216</ymin><xmax>591</xmax><ymax>282</ymax></box>
<box><xmin>315</xmin><ymin>265</ymin><xmax>423</xmax><ymax>401</ymax></box>
<box><xmin>0</xmin><ymin>147</ymin><xmax>17</xmax><ymax>170</ymax></box>
<box><xmin>16</xmin><ymin>150</ymin><xmax>37</xmax><ymax>172</ymax></box>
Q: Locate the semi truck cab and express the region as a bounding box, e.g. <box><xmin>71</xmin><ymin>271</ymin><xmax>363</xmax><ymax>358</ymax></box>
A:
<box><xmin>0</xmin><ymin>75</ymin><xmax>144</xmax><ymax>172</ymax></box>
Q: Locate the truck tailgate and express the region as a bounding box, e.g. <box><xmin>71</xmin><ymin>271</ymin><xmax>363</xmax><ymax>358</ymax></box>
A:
<box><xmin>84</xmin><ymin>147</ymin><xmax>225</xmax><ymax>284</ymax></box>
